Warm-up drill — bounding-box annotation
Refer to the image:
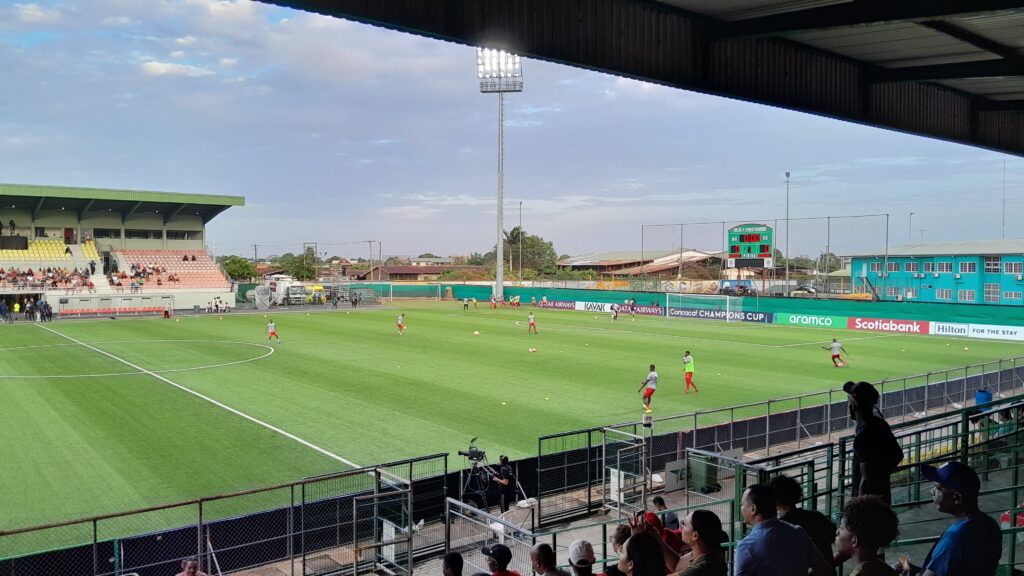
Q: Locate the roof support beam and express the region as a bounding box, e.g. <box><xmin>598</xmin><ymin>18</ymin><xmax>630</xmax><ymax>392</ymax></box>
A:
<box><xmin>977</xmin><ymin>99</ymin><xmax>1024</xmax><ymax>111</ymax></box>
<box><xmin>870</xmin><ymin>59</ymin><xmax>1023</xmax><ymax>82</ymax></box>
<box><xmin>919</xmin><ymin>20</ymin><xmax>1024</xmax><ymax>61</ymax></box>
<box><xmin>77</xmin><ymin>199</ymin><xmax>94</xmax><ymax>223</ymax></box>
<box><xmin>164</xmin><ymin>203</ymin><xmax>188</xmax><ymax>225</ymax></box>
<box><xmin>122</xmin><ymin>201</ymin><xmax>142</xmax><ymax>223</ymax></box>
<box><xmin>32</xmin><ymin>197</ymin><xmax>46</xmax><ymax>220</ymax></box>
<box><xmin>720</xmin><ymin>0</ymin><xmax>1024</xmax><ymax>38</ymax></box>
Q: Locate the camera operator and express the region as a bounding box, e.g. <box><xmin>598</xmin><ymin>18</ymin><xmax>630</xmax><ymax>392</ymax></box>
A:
<box><xmin>492</xmin><ymin>455</ymin><xmax>516</xmax><ymax>513</ymax></box>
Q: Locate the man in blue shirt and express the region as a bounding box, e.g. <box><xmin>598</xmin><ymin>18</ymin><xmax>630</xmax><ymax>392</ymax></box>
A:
<box><xmin>735</xmin><ymin>484</ymin><xmax>832</xmax><ymax>576</ymax></box>
<box><xmin>920</xmin><ymin>461</ymin><xmax>1001</xmax><ymax>576</ymax></box>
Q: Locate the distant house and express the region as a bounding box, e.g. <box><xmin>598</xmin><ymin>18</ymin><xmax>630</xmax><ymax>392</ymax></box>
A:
<box><xmin>850</xmin><ymin>240</ymin><xmax>1024</xmax><ymax>304</ymax></box>
<box><xmin>558</xmin><ymin>250</ymin><xmax>724</xmax><ymax>277</ymax></box>
<box><xmin>410</xmin><ymin>257</ymin><xmax>454</xmax><ymax>266</ymax></box>
<box><xmin>256</xmin><ymin>265</ymin><xmax>285</xmax><ymax>279</ymax></box>
<box><xmin>351</xmin><ymin>265</ymin><xmax>488</xmax><ymax>281</ymax></box>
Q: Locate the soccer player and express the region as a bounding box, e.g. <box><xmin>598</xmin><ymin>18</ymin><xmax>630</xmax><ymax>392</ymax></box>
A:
<box><xmin>527</xmin><ymin>311</ymin><xmax>538</xmax><ymax>334</ymax></box>
<box><xmin>266</xmin><ymin>318</ymin><xmax>280</xmax><ymax>343</ymax></box>
<box><xmin>531</xmin><ymin>295</ymin><xmax>537</xmax><ymax>307</ymax></box>
<box><xmin>637</xmin><ymin>364</ymin><xmax>658</xmax><ymax>413</ymax></box>
<box><xmin>823</xmin><ymin>338</ymin><xmax>848</xmax><ymax>367</ymax></box>
<box><xmin>397</xmin><ymin>313</ymin><xmax>406</xmax><ymax>335</ymax></box>
<box><xmin>683</xmin><ymin>350</ymin><xmax>698</xmax><ymax>393</ymax></box>
<box><xmin>610</xmin><ymin>304</ymin><xmax>619</xmax><ymax>321</ymax></box>
<box><xmin>463</xmin><ymin>297</ymin><xmax>469</xmax><ymax>311</ymax></box>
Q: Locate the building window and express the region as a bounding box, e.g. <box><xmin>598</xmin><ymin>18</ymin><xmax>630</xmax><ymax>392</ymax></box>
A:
<box><xmin>166</xmin><ymin>230</ymin><xmax>192</xmax><ymax>240</ymax></box>
<box><xmin>905</xmin><ymin>262</ymin><xmax>920</xmax><ymax>273</ymax></box>
<box><xmin>923</xmin><ymin>262</ymin><xmax>935</xmax><ymax>273</ymax></box>
<box><xmin>959</xmin><ymin>262</ymin><xmax>977</xmax><ymax>273</ymax></box>
<box><xmin>1006</xmin><ymin>262</ymin><xmax>1023</xmax><ymax>275</ymax></box>
<box><xmin>887</xmin><ymin>262</ymin><xmax>900</xmax><ymax>272</ymax></box>
<box><xmin>905</xmin><ymin>287</ymin><xmax>917</xmax><ymax>298</ymax></box>
<box><xmin>984</xmin><ymin>283</ymin><xmax>1000</xmax><ymax>303</ymax></box>
<box><xmin>93</xmin><ymin>228</ymin><xmax>121</xmax><ymax>239</ymax></box>
<box><xmin>870</xmin><ymin>262</ymin><xmax>882</xmax><ymax>273</ymax></box>
<box><xmin>958</xmin><ymin>289</ymin><xmax>976</xmax><ymax>302</ymax></box>
<box><xmin>984</xmin><ymin>256</ymin><xmax>1001</xmax><ymax>273</ymax></box>
<box><xmin>1004</xmin><ymin>291</ymin><xmax>1023</xmax><ymax>300</ymax></box>
<box><xmin>937</xmin><ymin>262</ymin><xmax>953</xmax><ymax>273</ymax></box>
<box><xmin>936</xmin><ymin>289</ymin><xmax>952</xmax><ymax>300</ymax></box>
<box><xmin>886</xmin><ymin>286</ymin><xmax>900</xmax><ymax>297</ymax></box>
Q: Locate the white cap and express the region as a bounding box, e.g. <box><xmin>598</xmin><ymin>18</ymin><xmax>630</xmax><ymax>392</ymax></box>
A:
<box><xmin>568</xmin><ymin>539</ymin><xmax>595</xmax><ymax>567</ymax></box>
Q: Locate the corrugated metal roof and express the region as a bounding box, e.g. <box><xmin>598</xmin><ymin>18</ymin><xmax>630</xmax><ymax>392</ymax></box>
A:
<box><xmin>661</xmin><ymin>0</ymin><xmax>847</xmax><ymax>22</ymax></box>
<box><xmin>559</xmin><ymin>250</ymin><xmax>680</xmax><ymax>266</ymax></box>
<box><xmin>0</xmin><ymin>183</ymin><xmax>244</xmax><ymax>206</ymax></box>
<box><xmin>855</xmin><ymin>240</ymin><xmax>1024</xmax><ymax>257</ymax></box>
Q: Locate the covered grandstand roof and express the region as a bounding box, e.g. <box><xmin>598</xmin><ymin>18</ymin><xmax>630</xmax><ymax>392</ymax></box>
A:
<box><xmin>0</xmin><ymin>183</ymin><xmax>244</xmax><ymax>224</ymax></box>
<box><xmin>558</xmin><ymin>250</ymin><xmax>681</xmax><ymax>267</ymax></box>
<box><xmin>853</xmin><ymin>239</ymin><xmax>1024</xmax><ymax>257</ymax></box>
<box><xmin>264</xmin><ymin>0</ymin><xmax>1024</xmax><ymax>157</ymax></box>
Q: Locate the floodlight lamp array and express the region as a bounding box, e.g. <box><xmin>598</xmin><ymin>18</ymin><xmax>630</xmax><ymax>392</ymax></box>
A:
<box><xmin>477</xmin><ymin>47</ymin><xmax>523</xmax><ymax>93</ymax></box>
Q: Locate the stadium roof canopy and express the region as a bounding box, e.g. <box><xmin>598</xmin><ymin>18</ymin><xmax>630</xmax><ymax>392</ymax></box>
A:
<box><xmin>0</xmin><ymin>183</ymin><xmax>244</xmax><ymax>224</ymax></box>
<box><xmin>854</xmin><ymin>239</ymin><xmax>1024</xmax><ymax>257</ymax></box>
<box><xmin>262</xmin><ymin>0</ymin><xmax>1024</xmax><ymax>157</ymax></box>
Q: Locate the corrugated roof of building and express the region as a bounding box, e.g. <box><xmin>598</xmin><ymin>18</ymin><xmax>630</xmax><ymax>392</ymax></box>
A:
<box><xmin>852</xmin><ymin>239</ymin><xmax>1024</xmax><ymax>257</ymax></box>
<box><xmin>558</xmin><ymin>250</ymin><xmax>681</xmax><ymax>266</ymax></box>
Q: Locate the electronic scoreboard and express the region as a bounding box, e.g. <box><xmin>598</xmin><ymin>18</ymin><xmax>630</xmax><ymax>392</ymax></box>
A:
<box><xmin>727</xmin><ymin>224</ymin><xmax>774</xmax><ymax>268</ymax></box>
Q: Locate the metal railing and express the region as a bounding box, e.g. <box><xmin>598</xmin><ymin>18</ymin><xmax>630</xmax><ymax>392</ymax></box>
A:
<box><xmin>537</xmin><ymin>356</ymin><xmax>1024</xmax><ymax>526</ymax></box>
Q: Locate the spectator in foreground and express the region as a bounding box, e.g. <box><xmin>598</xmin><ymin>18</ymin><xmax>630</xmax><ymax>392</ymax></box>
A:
<box><xmin>482</xmin><ymin>544</ymin><xmax>520</xmax><ymax>576</ymax></box>
<box><xmin>603</xmin><ymin>523</ymin><xmax>633</xmax><ymax>576</ymax></box>
<box><xmin>617</xmin><ymin>533</ymin><xmax>665</xmax><ymax>576</ymax></box>
<box><xmin>443</xmin><ymin>552</ymin><xmax>464</xmax><ymax>576</ymax></box>
<box><xmin>175</xmin><ymin>557</ymin><xmax>209</xmax><ymax>576</ymax></box>
<box><xmin>845</xmin><ymin>381</ymin><xmax>904</xmax><ymax>503</ymax></box>
<box><xmin>676</xmin><ymin>509</ymin><xmax>728</xmax><ymax>576</ymax></box>
<box><xmin>919</xmin><ymin>461</ymin><xmax>1001</xmax><ymax>576</ymax></box>
<box><xmin>531</xmin><ymin>543</ymin><xmax>567</xmax><ymax>576</ymax></box>
<box><xmin>835</xmin><ymin>496</ymin><xmax>899</xmax><ymax>576</ymax></box>
<box><xmin>653</xmin><ymin>496</ymin><xmax>679</xmax><ymax>530</ymax></box>
<box><xmin>770</xmin><ymin>474</ymin><xmax>836</xmax><ymax>563</ymax></box>
<box><xmin>735</xmin><ymin>484</ymin><xmax>832</xmax><ymax>576</ymax></box>
<box><xmin>568</xmin><ymin>539</ymin><xmax>602</xmax><ymax>576</ymax></box>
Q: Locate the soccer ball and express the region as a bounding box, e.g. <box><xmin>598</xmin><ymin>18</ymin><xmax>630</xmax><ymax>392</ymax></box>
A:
<box><xmin>964</xmin><ymin>346</ymin><xmax>969</xmax><ymax>351</ymax></box>
<box><xmin>528</xmin><ymin>347</ymin><xmax>537</xmax><ymax>353</ymax></box>
<box><xmin>473</xmin><ymin>331</ymin><xmax>480</xmax><ymax>336</ymax></box>
<box><xmin>175</xmin><ymin>319</ymin><xmax>179</xmax><ymax>323</ymax></box>
<box><xmin>501</xmin><ymin>401</ymin><xmax>508</xmax><ymax>405</ymax></box>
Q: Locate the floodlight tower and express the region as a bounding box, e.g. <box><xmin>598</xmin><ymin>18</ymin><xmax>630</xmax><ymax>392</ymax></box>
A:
<box><xmin>477</xmin><ymin>47</ymin><xmax>523</xmax><ymax>301</ymax></box>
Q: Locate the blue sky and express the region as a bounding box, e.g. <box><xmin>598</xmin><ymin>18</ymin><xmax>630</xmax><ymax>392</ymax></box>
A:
<box><xmin>0</xmin><ymin>0</ymin><xmax>1021</xmax><ymax>259</ymax></box>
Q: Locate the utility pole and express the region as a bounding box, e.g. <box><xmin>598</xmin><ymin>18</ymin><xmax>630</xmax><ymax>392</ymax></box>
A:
<box><xmin>785</xmin><ymin>172</ymin><xmax>791</xmax><ymax>297</ymax></box>
<box><xmin>252</xmin><ymin>244</ymin><xmax>258</xmax><ymax>265</ymax></box>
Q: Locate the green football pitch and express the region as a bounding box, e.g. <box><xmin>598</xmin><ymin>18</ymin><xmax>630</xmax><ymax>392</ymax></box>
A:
<box><xmin>2</xmin><ymin>301</ymin><xmax>1022</xmax><ymax>531</ymax></box>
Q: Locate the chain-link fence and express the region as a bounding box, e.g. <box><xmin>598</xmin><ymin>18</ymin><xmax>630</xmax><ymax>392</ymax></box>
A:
<box><xmin>444</xmin><ymin>499</ymin><xmax>535</xmax><ymax>576</ymax></box>
<box><xmin>536</xmin><ymin>357</ymin><xmax>1024</xmax><ymax>526</ymax></box>
<box><xmin>0</xmin><ymin>453</ymin><xmax>447</xmax><ymax>576</ymax></box>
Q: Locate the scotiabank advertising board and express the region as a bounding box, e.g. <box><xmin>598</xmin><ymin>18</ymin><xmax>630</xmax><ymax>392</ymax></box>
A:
<box><xmin>668</xmin><ymin>307</ymin><xmax>774</xmax><ymax>323</ymax></box>
<box><xmin>847</xmin><ymin>317</ymin><xmax>930</xmax><ymax>334</ymax></box>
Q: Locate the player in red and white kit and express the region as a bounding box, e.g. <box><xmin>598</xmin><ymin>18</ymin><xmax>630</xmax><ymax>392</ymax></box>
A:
<box><xmin>266</xmin><ymin>319</ymin><xmax>280</xmax><ymax>343</ymax></box>
<box><xmin>527</xmin><ymin>311</ymin><xmax>538</xmax><ymax>334</ymax></box>
<box><xmin>397</xmin><ymin>313</ymin><xmax>406</xmax><ymax>335</ymax></box>
<box><xmin>823</xmin><ymin>338</ymin><xmax>848</xmax><ymax>367</ymax></box>
<box><xmin>637</xmin><ymin>364</ymin><xmax>658</xmax><ymax>413</ymax></box>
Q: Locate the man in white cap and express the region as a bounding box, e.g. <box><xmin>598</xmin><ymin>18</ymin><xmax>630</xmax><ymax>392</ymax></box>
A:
<box><xmin>568</xmin><ymin>540</ymin><xmax>601</xmax><ymax>576</ymax></box>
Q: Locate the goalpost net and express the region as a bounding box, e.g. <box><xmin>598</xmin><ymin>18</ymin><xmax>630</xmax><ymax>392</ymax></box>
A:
<box><xmin>665</xmin><ymin>294</ymin><xmax>744</xmax><ymax>321</ymax></box>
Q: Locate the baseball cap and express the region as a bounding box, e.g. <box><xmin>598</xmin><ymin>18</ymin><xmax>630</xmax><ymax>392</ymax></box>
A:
<box><xmin>481</xmin><ymin>544</ymin><xmax>512</xmax><ymax>566</ymax></box>
<box><xmin>843</xmin><ymin>381</ymin><xmax>880</xmax><ymax>406</ymax></box>
<box><xmin>643</xmin><ymin>511</ymin><xmax>663</xmax><ymax>532</ymax></box>
<box><xmin>568</xmin><ymin>539</ymin><xmax>596</xmax><ymax>567</ymax></box>
<box><xmin>921</xmin><ymin>461</ymin><xmax>981</xmax><ymax>498</ymax></box>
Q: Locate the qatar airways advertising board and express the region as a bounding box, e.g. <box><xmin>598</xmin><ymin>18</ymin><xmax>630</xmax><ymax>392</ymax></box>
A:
<box><xmin>847</xmin><ymin>317</ymin><xmax>930</xmax><ymax>334</ymax></box>
<box><xmin>575</xmin><ymin>301</ymin><xmax>664</xmax><ymax>316</ymax></box>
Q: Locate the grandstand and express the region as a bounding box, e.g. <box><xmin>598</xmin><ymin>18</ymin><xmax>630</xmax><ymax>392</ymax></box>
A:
<box><xmin>0</xmin><ymin>183</ymin><xmax>242</xmax><ymax>313</ymax></box>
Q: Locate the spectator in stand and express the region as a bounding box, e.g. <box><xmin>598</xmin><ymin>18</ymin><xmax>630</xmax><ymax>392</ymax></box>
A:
<box><xmin>482</xmin><ymin>544</ymin><xmax>520</xmax><ymax>576</ymax></box>
<box><xmin>845</xmin><ymin>381</ymin><xmax>904</xmax><ymax>503</ymax></box>
<box><xmin>191</xmin><ymin>254</ymin><xmax>196</xmax><ymax>261</ymax></box>
<box><xmin>443</xmin><ymin>552</ymin><xmax>464</xmax><ymax>576</ymax></box>
<box><xmin>568</xmin><ymin>539</ymin><xmax>602</xmax><ymax>576</ymax></box>
<box><xmin>735</xmin><ymin>484</ymin><xmax>832</xmax><ymax>576</ymax></box>
<box><xmin>917</xmin><ymin>461</ymin><xmax>1001</xmax><ymax>576</ymax></box>
<box><xmin>834</xmin><ymin>496</ymin><xmax>899</xmax><ymax>576</ymax></box>
<box><xmin>652</xmin><ymin>496</ymin><xmax>679</xmax><ymax>530</ymax></box>
<box><xmin>603</xmin><ymin>524</ymin><xmax>633</xmax><ymax>576</ymax></box>
<box><xmin>617</xmin><ymin>533</ymin><xmax>665</xmax><ymax>576</ymax></box>
<box><xmin>183</xmin><ymin>254</ymin><xmax>189</xmax><ymax>261</ymax></box>
<box><xmin>675</xmin><ymin>509</ymin><xmax>729</xmax><ymax>576</ymax></box>
<box><xmin>531</xmin><ymin>543</ymin><xmax>567</xmax><ymax>576</ymax></box>
<box><xmin>770</xmin><ymin>475</ymin><xmax>835</xmax><ymax>563</ymax></box>
<box><xmin>175</xmin><ymin>557</ymin><xmax>209</xmax><ymax>576</ymax></box>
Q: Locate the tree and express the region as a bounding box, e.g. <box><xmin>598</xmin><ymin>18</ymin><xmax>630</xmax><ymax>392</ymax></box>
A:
<box><xmin>417</xmin><ymin>253</ymin><xmax>438</xmax><ymax>258</ymax></box>
<box><xmin>221</xmin><ymin>255</ymin><xmax>258</xmax><ymax>281</ymax></box>
<box><xmin>466</xmin><ymin>252</ymin><xmax>487</xmax><ymax>266</ymax></box>
<box><xmin>384</xmin><ymin>256</ymin><xmax>403</xmax><ymax>265</ymax></box>
<box><xmin>279</xmin><ymin>248</ymin><xmax>319</xmax><ymax>281</ymax></box>
<box><xmin>817</xmin><ymin>252</ymin><xmax>843</xmax><ymax>273</ymax></box>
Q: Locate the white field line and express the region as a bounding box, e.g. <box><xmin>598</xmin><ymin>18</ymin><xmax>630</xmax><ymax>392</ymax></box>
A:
<box><xmin>775</xmin><ymin>334</ymin><xmax>901</xmax><ymax>348</ymax></box>
<box><xmin>35</xmin><ymin>324</ymin><xmax>360</xmax><ymax>468</ymax></box>
<box><xmin>511</xmin><ymin>320</ymin><xmax>787</xmax><ymax>348</ymax></box>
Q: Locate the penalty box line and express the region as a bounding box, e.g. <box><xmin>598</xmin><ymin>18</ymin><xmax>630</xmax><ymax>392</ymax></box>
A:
<box><xmin>35</xmin><ymin>323</ymin><xmax>360</xmax><ymax>469</ymax></box>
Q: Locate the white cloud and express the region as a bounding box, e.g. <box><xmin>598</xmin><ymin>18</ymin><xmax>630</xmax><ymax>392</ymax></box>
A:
<box><xmin>141</xmin><ymin>61</ymin><xmax>214</xmax><ymax>77</ymax></box>
<box><xmin>219</xmin><ymin>57</ymin><xmax>238</xmax><ymax>66</ymax></box>
<box><xmin>175</xmin><ymin>35</ymin><xmax>198</xmax><ymax>46</ymax></box>
<box><xmin>15</xmin><ymin>3</ymin><xmax>60</xmax><ymax>23</ymax></box>
<box><xmin>101</xmin><ymin>16</ymin><xmax>133</xmax><ymax>26</ymax></box>
<box><xmin>170</xmin><ymin>50</ymin><xmax>186</xmax><ymax>59</ymax></box>
<box><xmin>380</xmin><ymin>205</ymin><xmax>440</xmax><ymax>219</ymax></box>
